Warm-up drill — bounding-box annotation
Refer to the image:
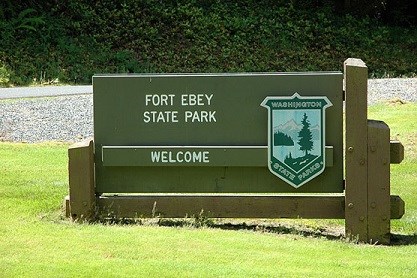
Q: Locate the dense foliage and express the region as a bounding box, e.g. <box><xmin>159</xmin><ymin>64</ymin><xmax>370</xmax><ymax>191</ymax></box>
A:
<box><xmin>0</xmin><ymin>1</ymin><xmax>416</xmax><ymax>86</ymax></box>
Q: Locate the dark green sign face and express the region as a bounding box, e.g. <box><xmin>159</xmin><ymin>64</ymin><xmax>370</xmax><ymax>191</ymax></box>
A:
<box><xmin>93</xmin><ymin>73</ymin><xmax>343</xmax><ymax>193</ymax></box>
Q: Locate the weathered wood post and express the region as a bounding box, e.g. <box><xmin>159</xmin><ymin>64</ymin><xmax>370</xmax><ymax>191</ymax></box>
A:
<box><xmin>345</xmin><ymin>58</ymin><xmax>369</xmax><ymax>242</ymax></box>
<box><xmin>367</xmin><ymin>120</ymin><xmax>390</xmax><ymax>243</ymax></box>
<box><xmin>68</xmin><ymin>140</ymin><xmax>95</xmax><ymax>220</ymax></box>
<box><xmin>344</xmin><ymin>58</ymin><xmax>391</xmax><ymax>244</ymax></box>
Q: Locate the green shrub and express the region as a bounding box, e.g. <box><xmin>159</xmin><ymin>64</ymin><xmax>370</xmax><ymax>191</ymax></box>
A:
<box><xmin>0</xmin><ymin>1</ymin><xmax>416</xmax><ymax>86</ymax></box>
<box><xmin>0</xmin><ymin>64</ymin><xmax>11</xmax><ymax>86</ymax></box>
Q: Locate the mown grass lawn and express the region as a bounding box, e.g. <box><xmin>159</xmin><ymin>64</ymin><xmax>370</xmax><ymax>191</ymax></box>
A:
<box><xmin>0</xmin><ymin>102</ymin><xmax>416</xmax><ymax>277</ymax></box>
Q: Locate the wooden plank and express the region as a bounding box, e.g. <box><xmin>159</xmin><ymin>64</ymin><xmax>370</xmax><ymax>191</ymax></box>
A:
<box><xmin>102</xmin><ymin>146</ymin><xmax>335</xmax><ymax>167</ymax></box>
<box><xmin>390</xmin><ymin>195</ymin><xmax>405</xmax><ymax>219</ymax></box>
<box><xmin>367</xmin><ymin>120</ymin><xmax>391</xmax><ymax>244</ymax></box>
<box><xmin>97</xmin><ymin>194</ymin><xmax>346</xmax><ymax>219</ymax></box>
<box><xmin>68</xmin><ymin>140</ymin><xmax>95</xmax><ymax>220</ymax></box>
<box><xmin>96</xmin><ymin>194</ymin><xmax>405</xmax><ymax>220</ymax></box>
<box><xmin>344</xmin><ymin>58</ymin><xmax>369</xmax><ymax>242</ymax></box>
<box><xmin>64</xmin><ymin>195</ymin><xmax>70</xmax><ymax>218</ymax></box>
<box><xmin>390</xmin><ymin>140</ymin><xmax>404</xmax><ymax>164</ymax></box>
<box><xmin>102</xmin><ymin>146</ymin><xmax>266</xmax><ymax>167</ymax></box>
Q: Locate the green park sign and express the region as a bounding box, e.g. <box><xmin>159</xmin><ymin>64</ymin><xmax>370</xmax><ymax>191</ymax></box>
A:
<box><xmin>93</xmin><ymin>73</ymin><xmax>343</xmax><ymax>193</ymax></box>
<box><xmin>67</xmin><ymin>59</ymin><xmax>405</xmax><ymax>244</ymax></box>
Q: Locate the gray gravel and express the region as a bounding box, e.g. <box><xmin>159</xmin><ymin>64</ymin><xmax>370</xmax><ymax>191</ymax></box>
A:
<box><xmin>0</xmin><ymin>85</ymin><xmax>92</xmax><ymax>99</ymax></box>
<box><xmin>0</xmin><ymin>78</ymin><xmax>416</xmax><ymax>143</ymax></box>
<box><xmin>368</xmin><ymin>78</ymin><xmax>417</xmax><ymax>104</ymax></box>
<box><xmin>0</xmin><ymin>95</ymin><xmax>93</xmax><ymax>143</ymax></box>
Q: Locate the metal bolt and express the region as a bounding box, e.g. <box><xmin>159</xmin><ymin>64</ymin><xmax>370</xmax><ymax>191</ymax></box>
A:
<box><xmin>360</xmin><ymin>159</ymin><xmax>365</xmax><ymax>165</ymax></box>
<box><xmin>348</xmin><ymin>203</ymin><xmax>354</xmax><ymax>209</ymax></box>
<box><xmin>348</xmin><ymin>147</ymin><xmax>354</xmax><ymax>153</ymax></box>
<box><xmin>359</xmin><ymin>216</ymin><xmax>365</xmax><ymax>221</ymax></box>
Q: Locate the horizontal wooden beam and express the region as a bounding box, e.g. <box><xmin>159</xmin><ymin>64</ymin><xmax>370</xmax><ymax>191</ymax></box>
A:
<box><xmin>390</xmin><ymin>195</ymin><xmax>405</xmax><ymax>220</ymax></box>
<box><xmin>102</xmin><ymin>146</ymin><xmax>334</xmax><ymax>167</ymax></box>
<box><xmin>93</xmin><ymin>194</ymin><xmax>404</xmax><ymax>220</ymax></box>
<box><xmin>390</xmin><ymin>140</ymin><xmax>404</xmax><ymax>164</ymax></box>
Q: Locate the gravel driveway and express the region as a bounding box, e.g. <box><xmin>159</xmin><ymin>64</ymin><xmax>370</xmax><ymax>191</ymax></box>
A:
<box><xmin>0</xmin><ymin>78</ymin><xmax>416</xmax><ymax>143</ymax></box>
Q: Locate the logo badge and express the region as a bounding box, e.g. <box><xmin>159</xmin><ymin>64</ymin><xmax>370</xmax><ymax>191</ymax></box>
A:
<box><xmin>261</xmin><ymin>93</ymin><xmax>332</xmax><ymax>188</ymax></box>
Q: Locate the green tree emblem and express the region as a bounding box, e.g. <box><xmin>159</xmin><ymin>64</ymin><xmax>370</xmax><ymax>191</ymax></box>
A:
<box><xmin>274</xmin><ymin>131</ymin><xmax>294</xmax><ymax>146</ymax></box>
<box><xmin>297</xmin><ymin>113</ymin><xmax>314</xmax><ymax>157</ymax></box>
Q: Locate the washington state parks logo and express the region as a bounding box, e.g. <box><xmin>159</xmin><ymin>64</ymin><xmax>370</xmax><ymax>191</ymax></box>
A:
<box><xmin>261</xmin><ymin>93</ymin><xmax>332</xmax><ymax>188</ymax></box>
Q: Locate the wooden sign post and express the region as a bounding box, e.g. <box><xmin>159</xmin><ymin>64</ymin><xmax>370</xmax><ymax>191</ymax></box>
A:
<box><xmin>344</xmin><ymin>58</ymin><xmax>398</xmax><ymax>244</ymax></box>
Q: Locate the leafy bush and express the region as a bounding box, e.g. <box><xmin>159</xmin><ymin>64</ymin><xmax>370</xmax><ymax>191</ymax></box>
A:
<box><xmin>0</xmin><ymin>1</ymin><xmax>416</xmax><ymax>86</ymax></box>
<box><xmin>0</xmin><ymin>64</ymin><xmax>11</xmax><ymax>86</ymax></box>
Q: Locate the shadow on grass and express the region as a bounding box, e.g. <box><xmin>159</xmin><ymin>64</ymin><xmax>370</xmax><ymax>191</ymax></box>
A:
<box><xmin>204</xmin><ymin>221</ymin><xmax>344</xmax><ymax>242</ymax></box>
<box><xmin>390</xmin><ymin>233</ymin><xmax>417</xmax><ymax>246</ymax></box>
<box><xmin>95</xmin><ymin>216</ymin><xmax>417</xmax><ymax>245</ymax></box>
<box><xmin>97</xmin><ymin>216</ymin><xmax>345</xmax><ymax>242</ymax></box>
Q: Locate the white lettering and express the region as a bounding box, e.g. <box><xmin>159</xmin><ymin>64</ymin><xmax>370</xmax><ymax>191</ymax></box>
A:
<box><xmin>150</xmin><ymin>150</ymin><xmax>210</xmax><ymax>164</ymax></box>
<box><xmin>143</xmin><ymin>111</ymin><xmax>151</xmax><ymax>123</ymax></box>
<box><xmin>209</xmin><ymin>111</ymin><xmax>216</xmax><ymax>122</ymax></box>
<box><xmin>203</xmin><ymin>151</ymin><xmax>209</xmax><ymax>162</ymax></box>
<box><xmin>184</xmin><ymin>111</ymin><xmax>217</xmax><ymax>122</ymax></box>
<box><xmin>184</xmin><ymin>151</ymin><xmax>192</xmax><ymax>162</ymax></box>
<box><xmin>273</xmin><ymin>163</ymin><xmax>295</xmax><ymax>180</ymax></box>
<box><xmin>181</xmin><ymin>94</ymin><xmax>214</xmax><ymax>106</ymax></box>
<box><xmin>151</xmin><ymin>151</ymin><xmax>161</xmax><ymax>162</ymax></box>
<box><xmin>184</xmin><ymin>111</ymin><xmax>192</xmax><ymax>122</ymax></box>
<box><xmin>144</xmin><ymin>93</ymin><xmax>216</xmax><ymax>124</ymax></box>
<box><xmin>143</xmin><ymin>111</ymin><xmax>178</xmax><ymax>123</ymax></box>
<box><xmin>161</xmin><ymin>151</ymin><xmax>168</xmax><ymax>162</ymax></box>
<box><xmin>145</xmin><ymin>94</ymin><xmax>175</xmax><ymax>106</ymax></box>
<box><xmin>192</xmin><ymin>151</ymin><xmax>202</xmax><ymax>161</ymax></box>
<box><xmin>205</xmin><ymin>94</ymin><xmax>213</xmax><ymax>105</ymax></box>
<box><xmin>176</xmin><ymin>151</ymin><xmax>184</xmax><ymax>162</ymax></box>
<box><xmin>190</xmin><ymin>94</ymin><xmax>197</xmax><ymax>106</ymax></box>
<box><xmin>298</xmin><ymin>162</ymin><xmax>321</xmax><ymax>180</ymax></box>
<box><xmin>145</xmin><ymin>95</ymin><xmax>152</xmax><ymax>106</ymax></box>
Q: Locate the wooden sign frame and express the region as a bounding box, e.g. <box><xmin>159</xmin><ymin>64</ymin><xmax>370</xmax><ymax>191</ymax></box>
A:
<box><xmin>65</xmin><ymin>58</ymin><xmax>405</xmax><ymax>244</ymax></box>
